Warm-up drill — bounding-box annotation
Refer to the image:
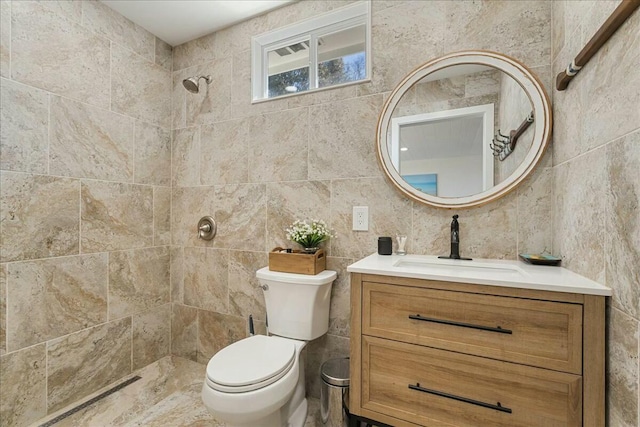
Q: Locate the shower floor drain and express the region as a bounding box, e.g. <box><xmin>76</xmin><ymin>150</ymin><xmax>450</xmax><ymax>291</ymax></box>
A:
<box><xmin>39</xmin><ymin>375</ymin><xmax>142</xmax><ymax>427</ymax></box>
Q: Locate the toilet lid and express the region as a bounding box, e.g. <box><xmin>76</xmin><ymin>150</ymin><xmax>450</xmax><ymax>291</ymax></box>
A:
<box><xmin>206</xmin><ymin>335</ymin><xmax>296</xmax><ymax>393</ymax></box>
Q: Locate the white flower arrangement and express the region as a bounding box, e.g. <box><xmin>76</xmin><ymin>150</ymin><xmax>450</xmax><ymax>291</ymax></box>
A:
<box><xmin>285</xmin><ymin>219</ymin><xmax>334</xmax><ymax>250</ymax></box>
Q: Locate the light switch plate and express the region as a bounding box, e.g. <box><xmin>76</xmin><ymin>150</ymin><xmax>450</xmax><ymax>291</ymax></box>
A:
<box><xmin>352</xmin><ymin>206</ymin><xmax>369</xmax><ymax>231</ymax></box>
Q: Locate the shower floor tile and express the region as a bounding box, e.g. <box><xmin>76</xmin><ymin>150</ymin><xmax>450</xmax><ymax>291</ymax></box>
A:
<box><xmin>32</xmin><ymin>356</ymin><xmax>322</xmax><ymax>427</ymax></box>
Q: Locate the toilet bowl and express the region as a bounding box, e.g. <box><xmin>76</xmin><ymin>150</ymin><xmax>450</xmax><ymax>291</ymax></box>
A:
<box><xmin>201</xmin><ymin>268</ymin><xmax>337</xmax><ymax>427</ymax></box>
<box><xmin>202</xmin><ymin>335</ymin><xmax>307</xmax><ymax>427</ymax></box>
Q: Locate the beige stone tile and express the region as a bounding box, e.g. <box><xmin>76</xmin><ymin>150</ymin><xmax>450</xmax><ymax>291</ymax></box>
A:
<box><xmin>264</xmin><ymin>1</ymin><xmax>353</xmax><ymax>31</ymax></box>
<box><xmin>82</xmin><ymin>0</ymin><xmax>155</xmax><ymax>61</ymax></box>
<box><xmin>580</xmin><ymin>10</ymin><xmax>640</xmax><ymax>152</ymax></box>
<box><xmin>551</xmin><ymin>0</ymin><xmax>565</xmax><ymax>62</ymax></box>
<box><xmin>135</xmin><ymin>121</ymin><xmax>171</xmax><ymax>186</ymax></box>
<box><xmin>230</xmin><ymin>49</ymin><xmax>291</xmax><ymax>119</ymax></box>
<box><xmin>133</xmin><ymin>304</ymin><xmax>171</xmax><ymax>370</ymax></box>
<box><xmin>371</xmin><ymin>0</ymin><xmax>401</xmax><ymax>14</ymax></box>
<box><xmin>1</xmin><ymin>172</ymin><xmax>80</xmax><ymax>262</ymax></box>
<box><xmin>249</xmin><ymin>107</ymin><xmax>309</xmax><ymax>182</ymax></box>
<box><xmin>171</xmin><ymin>303</ymin><xmax>197</xmax><ymax>362</ymax></box>
<box><xmin>266</xmin><ymin>181</ymin><xmax>332</xmax><ymax>252</ymax></box>
<box><xmin>326</xmin><ymin>257</ymin><xmax>352</xmax><ymax>338</ymax></box>
<box><xmin>606</xmin><ymin>131</ymin><xmax>640</xmax><ymax>319</ymax></box>
<box><xmin>308</xmin><ymin>95</ymin><xmax>384</xmax><ymax>180</ymax></box>
<box><xmin>197</xmin><ymin>310</ymin><xmax>246</xmax><ymax>363</ymax></box>
<box><xmin>517</xmin><ymin>166</ymin><xmax>553</xmax><ymax>255</ymax></box>
<box><xmin>561</xmin><ymin>0</ymin><xmax>585</xmax><ymax>49</ymax></box>
<box><xmin>184</xmin><ymin>247</ymin><xmax>229</xmax><ymax>313</ymax></box>
<box><xmin>0</xmin><ymin>264</ymin><xmax>5</xmax><ymax>354</ymax></box>
<box><xmin>172</xmin><ymin>126</ymin><xmax>200</xmax><ymax>187</ymax></box>
<box><xmin>50</xmin><ymin>95</ymin><xmax>135</xmax><ymax>181</ymax></box>
<box><xmin>412</xmin><ymin>192</ymin><xmax>518</xmax><ymax>260</ymax></box>
<box><xmin>81</xmin><ymin>180</ymin><xmax>153</xmax><ymax>253</ymax></box>
<box><xmin>155</xmin><ymin>38</ymin><xmax>172</xmax><ymax>71</ymax></box>
<box><xmin>330</xmin><ymin>178</ymin><xmax>412</xmax><ymax>259</ymax></box>
<box><xmin>153</xmin><ymin>187</ymin><xmax>171</xmax><ymax>246</ymax></box>
<box><xmin>34</xmin><ymin>0</ymin><xmax>82</xmax><ymax>23</ymax></box>
<box><xmin>211</xmin><ymin>184</ymin><xmax>267</xmax><ymax>251</ymax></box>
<box><xmin>228</xmin><ymin>251</ymin><xmax>268</xmax><ymax>322</ymax></box>
<box><xmin>186</xmin><ymin>59</ymin><xmax>233</xmax><ymax>126</ymax></box>
<box><xmin>286</xmin><ymin>85</ymin><xmax>358</xmax><ymax>109</ymax></box>
<box><xmin>551</xmin><ymin>30</ymin><xmax>585</xmax><ymax>166</ymax></box>
<box><xmin>111</xmin><ymin>44</ymin><xmax>172</xmax><ymax>128</ymax></box>
<box><xmin>530</xmin><ymin>65</ymin><xmax>553</xmax><ymax>99</ymax></box>
<box><xmin>11</xmin><ymin>1</ymin><xmax>110</xmax><ymax>108</ymax></box>
<box><xmin>171</xmin><ymin>184</ymin><xmax>267</xmax><ymax>251</ymax></box>
<box><xmin>125</xmin><ymin>382</ymin><xmax>223</xmax><ymax>427</ymax></box>
<box><xmin>6</xmin><ymin>254</ymin><xmax>108</xmax><ymax>352</ymax></box>
<box><xmin>413</xmin><ymin>76</ymin><xmax>466</xmax><ymax>104</ymax></box>
<box><xmin>581</xmin><ymin>1</ymin><xmax>623</xmax><ymax>49</ymax></box>
<box><xmin>46</xmin><ymin>356</ymin><xmax>209</xmax><ymax>427</ymax></box>
<box><xmin>0</xmin><ymin>343</ymin><xmax>46</xmax><ymax>426</ymax></box>
<box><xmin>0</xmin><ymin>78</ymin><xmax>49</xmax><ymax>174</ymax></box>
<box><xmin>465</xmin><ymin>70</ymin><xmax>502</xmax><ymax>98</ymax></box>
<box><xmin>359</xmin><ymin>1</ymin><xmax>445</xmax><ymax>96</ymax></box>
<box><xmin>47</xmin><ymin>318</ymin><xmax>132</xmax><ymax>413</ymax></box>
<box><xmin>109</xmin><ymin>246</ymin><xmax>170</xmax><ymax>320</ymax></box>
<box><xmin>170</xmin><ymin>246</ymin><xmax>184</xmax><ymax>303</ymax></box>
<box><xmin>0</xmin><ymin>1</ymin><xmax>10</xmax><ymax>78</ymax></box>
<box><xmin>553</xmin><ymin>148</ymin><xmax>606</xmax><ymax>282</ymax></box>
<box><xmin>606</xmin><ymin>307</ymin><xmax>639</xmax><ymax>426</ymax></box>
<box><xmin>175</xmin><ymin>10</ymin><xmax>269</xmax><ymax>70</ymax></box>
<box><xmin>172</xmin><ymin>68</ymin><xmax>188</xmax><ymax>129</ymax></box>
<box><xmin>170</xmin><ymin>186</ymin><xmax>212</xmax><ymax>248</ymax></box>
<box><xmin>172</xmin><ymin>33</ymin><xmax>217</xmax><ymax>72</ymax></box>
<box><xmin>304</xmin><ymin>334</ymin><xmax>349</xmax><ymax>399</ymax></box>
<box><xmin>208</xmin><ymin>14</ymin><xmax>269</xmax><ymax>64</ymax></box>
<box><xmin>200</xmin><ymin>119</ymin><xmax>249</xmax><ymax>185</ymax></box>
<box><xmin>444</xmin><ymin>1</ymin><xmax>551</xmax><ymax>68</ymax></box>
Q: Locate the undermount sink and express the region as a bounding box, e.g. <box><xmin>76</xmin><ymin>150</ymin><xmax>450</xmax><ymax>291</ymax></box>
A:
<box><xmin>392</xmin><ymin>256</ymin><xmax>528</xmax><ymax>279</ymax></box>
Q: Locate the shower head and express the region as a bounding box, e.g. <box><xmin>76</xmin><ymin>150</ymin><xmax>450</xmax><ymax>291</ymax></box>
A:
<box><xmin>183</xmin><ymin>75</ymin><xmax>212</xmax><ymax>93</ymax></box>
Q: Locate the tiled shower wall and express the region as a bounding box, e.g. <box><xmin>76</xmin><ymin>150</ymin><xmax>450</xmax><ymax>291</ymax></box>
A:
<box><xmin>0</xmin><ymin>1</ymin><xmax>173</xmax><ymax>425</ymax></box>
<box><xmin>168</xmin><ymin>0</ymin><xmax>554</xmax><ymax>399</ymax></box>
<box><xmin>2</xmin><ymin>1</ymin><xmax>635</xmax><ymax>427</ymax></box>
<box><xmin>551</xmin><ymin>1</ymin><xmax>640</xmax><ymax>425</ymax></box>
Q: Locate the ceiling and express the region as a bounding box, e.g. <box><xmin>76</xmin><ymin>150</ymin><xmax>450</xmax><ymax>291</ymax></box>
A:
<box><xmin>101</xmin><ymin>0</ymin><xmax>294</xmax><ymax>46</ymax></box>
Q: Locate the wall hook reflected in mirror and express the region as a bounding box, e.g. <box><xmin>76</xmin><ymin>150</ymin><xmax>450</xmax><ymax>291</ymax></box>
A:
<box><xmin>491</xmin><ymin>111</ymin><xmax>534</xmax><ymax>161</ymax></box>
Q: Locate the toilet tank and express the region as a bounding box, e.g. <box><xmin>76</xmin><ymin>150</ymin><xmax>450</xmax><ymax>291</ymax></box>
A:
<box><xmin>256</xmin><ymin>267</ymin><xmax>337</xmax><ymax>341</ymax></box>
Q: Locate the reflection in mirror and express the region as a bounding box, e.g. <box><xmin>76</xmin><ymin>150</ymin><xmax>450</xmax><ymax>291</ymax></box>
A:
<box><xmin>387</xmin><ymin>64</ymin><xmax>534</xmax><ymax>199</ymax></box>
<box><xmin>377</xmin><ymin>51</ymin><xmax>551</xmax><ymax>209</ymax></box>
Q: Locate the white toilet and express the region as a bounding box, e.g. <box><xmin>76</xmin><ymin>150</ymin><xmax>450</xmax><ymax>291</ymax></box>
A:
<box><xmin>201</xmin><ymin>267</ymin><xmax>337</xmax><ymax>427</ymax></box>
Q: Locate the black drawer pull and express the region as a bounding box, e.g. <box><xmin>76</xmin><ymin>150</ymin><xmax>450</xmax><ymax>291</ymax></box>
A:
<box><xmin>409</xmin><ymin>383</ymin><xmax>512</xmax><ymax>414</ymax></box>
<box><xmin>408</xmin><ymin>314</ymin><xmax>512</xmax><ymax>334</ymax></box>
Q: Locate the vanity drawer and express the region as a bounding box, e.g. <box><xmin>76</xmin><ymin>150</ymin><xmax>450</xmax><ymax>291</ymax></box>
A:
<box><xmin>362</xmin><ymin>282</ymin><xmax>583</xmax><ymax>373</ymax></box>
<box><xmin>361</xmin><ymin>336</ymin><xmax>582</xmax><ymax>427</ymax></box>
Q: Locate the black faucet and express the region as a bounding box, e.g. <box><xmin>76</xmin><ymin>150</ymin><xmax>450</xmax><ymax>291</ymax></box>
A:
<box><xmin>439</xmin><ymin>215</ymin><xmax>472</xmax><ymax>260</ymax></box>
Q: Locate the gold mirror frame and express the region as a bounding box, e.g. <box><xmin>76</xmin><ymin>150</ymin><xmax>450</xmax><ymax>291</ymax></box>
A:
<box><xmin>376</xmin><ymin>50</ymin><xmax>552</xmax><ymax>209</ymax></box>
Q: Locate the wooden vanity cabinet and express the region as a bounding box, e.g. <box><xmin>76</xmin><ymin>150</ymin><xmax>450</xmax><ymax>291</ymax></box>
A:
<box><xmin>349</xmin><ymin>273</ymin><xmax>605</xmax><ymax>427</ymax></box>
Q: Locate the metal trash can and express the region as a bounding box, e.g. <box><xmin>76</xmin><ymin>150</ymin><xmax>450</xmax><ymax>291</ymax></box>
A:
<box><xmin>320</xmin><ymin>357</ymin><xmax>351</xmax><ymax>427</ymax></box>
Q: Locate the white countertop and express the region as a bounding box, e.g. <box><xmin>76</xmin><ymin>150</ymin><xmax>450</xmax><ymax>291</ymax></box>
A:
<box><xmin>347</xmin><ymin>253</ymin><xmax>611</xmax><ymax>296</ymax></box>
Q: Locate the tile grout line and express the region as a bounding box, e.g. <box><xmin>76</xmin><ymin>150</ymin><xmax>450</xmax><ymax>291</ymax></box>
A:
<box><xmin>45</xmin><ymin>339</ymin><xmax>49</xmax><ymax>417</ymax></box>
<box><xmin>552</xmin><ymin>126</ymin><xmax>640</xmax><ymax>169</ymax></box>
<box><xmin>130</xmin><ymin>312</ymin><xmax>134</xmax><ymax>374</ymax></box>
<box><xmin>47</xmin><ymin>94</ymin><xmax>51</xmax><ymax>175</ymax></box>
<box><xmin>4</xmin><ymin>263</ymin><xmax>9</xmax><ymax>355</ymax></box>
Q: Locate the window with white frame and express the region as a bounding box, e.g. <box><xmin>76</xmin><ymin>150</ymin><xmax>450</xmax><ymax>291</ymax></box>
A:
<box><xmin>251</xmin><ymin>1</ymin><xmax>371</xmax><ymax>102</ymax></box>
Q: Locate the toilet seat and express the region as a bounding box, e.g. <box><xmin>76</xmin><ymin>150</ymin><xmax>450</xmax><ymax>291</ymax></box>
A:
<box><xmin>206</xmin><ymin>335</ymin><xmax>296</xmax><ymax>393</ymax></box>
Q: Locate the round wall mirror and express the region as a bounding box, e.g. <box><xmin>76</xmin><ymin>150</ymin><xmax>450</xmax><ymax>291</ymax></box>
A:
<box><xmin>377</xmin><ymin>51</ymin><xmax>551</xmax><ymax>209</ymax></box>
